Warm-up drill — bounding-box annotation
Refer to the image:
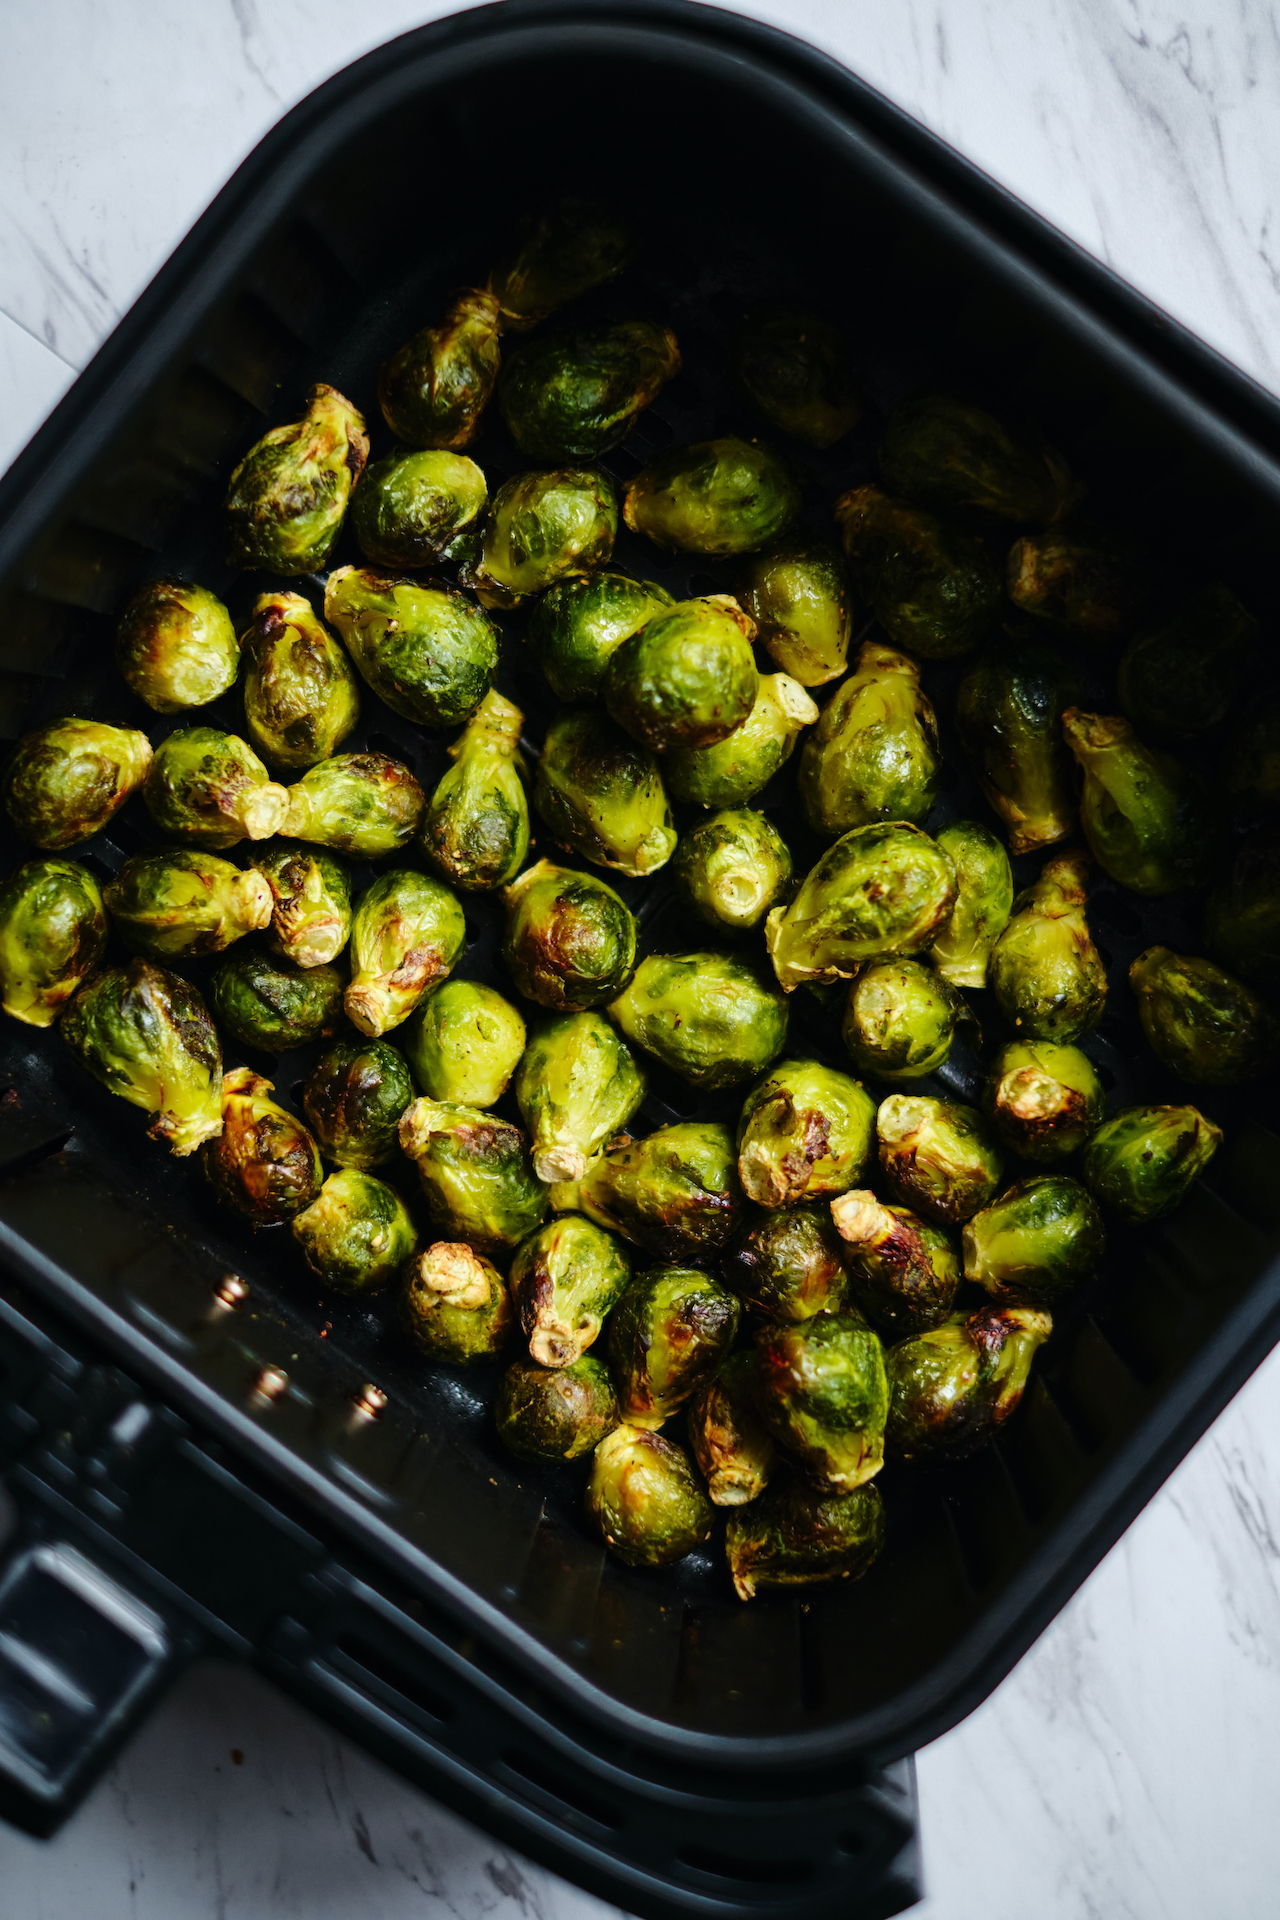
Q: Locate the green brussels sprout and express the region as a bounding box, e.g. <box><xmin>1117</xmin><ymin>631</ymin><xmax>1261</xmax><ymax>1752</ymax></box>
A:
<box><xmin>143</xmin><ymin>727</ymin><xmax>289</xmax><ymax>850</ymax></box>
<box><xmin>208</xmin><ymin>948</ymin><xmax>345</xmax><ymax>1052</ymax></box>
<box><xmin>510</xmin><ymin>1212</ymin><xmax>632</xmax><ymax>1367</ymax></box>
<box><xmin>346</xmin><ymin>869</ymin><xmax>466</xmax><ymax>1037</ymax></box>
<box><xmin>499</xmin><ymin>319</ymin><xmax>680</xmax><ymax>461</ymax></box>
<box><xmin>226</xmin><ymin>383</ymin><xmax>369</xmax><ymax>573</ymax></box>
<box><xmin>834</xmin><ymin>483</ymin><xmax>1001</xmax><ymax>659</ymax></box>
<box><xmin>726</xmin><ymin>1477</ymin><xmax>885</xmax><ymax>1601</ymax></box>
<box><xmin>303</xmin><ymin>1036</ymin><xmax>415</xmax><ymax>1169</ymax></box>
<box><xmin>841</xmin><ymin>959</ymin><xmax>966</xmax><ymax>1083</ymax></box>
<box><xmin>465</xmin><ymin>468</ymin><xmax>617</xmax><ymax>611</ymax></box>
<box><xmin>720</xmin><ymin>1203</ymin><xmax>849</xmax><ymax>1322</ymax></box>
<box><xmin>736</xmin><ymin>1058</ymin><xmax>875</xmax><ymax>1208</ymax></box>
<box><xmin>240</xmin><ymin>591</ymin><xmax>361</xmax><ymax>771</ymax></box>
<box><xmin>488</xmin><ymin>199</ymin><xmax>632</xmax><ymax>331</ymax></box>
<box><xmin>400</xmin><ymin>1241</ymin><xmax>513</xmax><ymax>1363</ymax></box>
<box><xmin>740</xmin><ymin>541</ymin><xmax>852</xmax><ymax>686</ymax></box>
<box><xmin>534</xmin><ymin>708</ymin><xmax>676</xmax><ymax>877</ymax></box>
<box><xmin>663</xmin><ymin>670</ymin><xmax>819</xmax><ymax>807</ymax></box>
<box><xmin>930</xmin><ymin>821</ymin><xmax>1014</xmax><ymax>988</ymax></box>
<box><xmin>670</xmin><ymin>809</ymin><xmax>793</xmax><ymax>935</ymax></box>
<box><xmin>688</xmin><ymin>1351</ymin><xmax>777</xmax><ymax>1506</ymax></box>
<box><xmin>401</xmin><ymin>979</ymin><xmax>526</xmax><ymax>1108</ymax></box>
<box><xmin>877</xmin><ymin>1092</ymin><xmax>1004</xmax><ymax>1227</ymax></box>
<box><xmin>731</xmin><ymin>304</ymin><xmax>862</xmax><ymax>448</ymax></box>
<box><xmin>1205</xmin><ymin>834</ymin><xmax>1280</xmax><ymax>990</ymax></box>
<box><xmin>0</xmin><ymin>858</ymin><xmax>106</xmax><ymax>1027</ymax></box>
<box><xmin>831</xmin><ymin>1189</ymin><xmax>961</xmax><ymax>1338</ymax></box>
<box><xmin>202</xmin><ymin>1067</ymin><xmax>322</xmax><ymax>1225</ymax></box>
<box><xmin>1129</xmin><ymin>946</ymin><xmax>1273</xmax><ymax>1086</ymax></box>
<box><xmin>586</xmin><ymin>1425</ymin><xmax>713</xmax><ymax>1569</ymax></box>
<box><xmin>1116</xmin><ymin>584</ymin><xmax>1257</xmax><ymax>741</ymax></box>
<box><xmin>420</xmin><ymin>689</ymin><xmax>530</xmax><ymax>894</ymax></box>
<box><xmin>5</xmin><ymin>719</ymin><xmax>153</xmax><ymax>852</ymax></box>
<box><xmin>608</xmin><ymin>952</ymin><xmax>789</xmax><ymax>1092</ymax></box>
<box><xmin>115</xmin><ymin>580</ymin><xmax>239</xmax><ymax>714</ymax></box>
<box><xmin>624</xmin><ymin>436</ymin><xmax>800</xmax><ymax>556</ymax></box>
<box><xmin>797</xmin><ymin>641</ymin><xmax>942</xmax><ymax>840</ymax></box>
<box><xmin>607</xmin><ymin>1265</ymin><xmax>740</xmax><ymax>1428</ymax></box>
<box><xmin>1006</xmin><ymin>525</ymin><xmax>1150</xmax><ymax>639</ymax></box>
<box><xmin>323</xmin><ymin>566</ymin><xmax>498</xmax><ymax>731</ymax></box>
<box><xmin>766</xmin><ymin>822</ymin><xmax>958</xmax><ymax>993</ymax></box>
<box><xmin>549</xmin><ymin>1120</ymin><xmax>743</xmax><ymax>1264</ymax></box>
<box><xmin>989</xmin><ymin>851</ymin><xmax>1107</xmax><ymax>1043</ymax></box>
<box><xmin>983</xmin><ymin>1040</ymin><xmax>1105</xmax><ymax>1163</ymax></box>
<box><xmin>496</xmin><ymin>1355</ymin><xmax>620</xmax><ymax>1463</ymax></box>
<box><xmin>1061</xmin><ymin>708</ymin><xmax>1223</xmax><ymax>896</ymax></box>
<box><xmin>1225</xmin><ymin>696</ymin><xmax>1280</xmax><ymax>816</ymax></box>
<box><xmin>754</xmin><ymin>1313</ymin><xmax>888</xmax><ymax>1491</ymax></box>
<box><xmin>502</xmin><ymin>859</ymin><xmax>636</xmax><ymax>1011</ymax></box>
<box><xmin>104</xmin><ymin>849</ymin><xmax>272</xmax><ymax>960</ymax></box>
<box><xmin>603</xmin><ymin>594</ymin><xmax>758</xmax><ymax>755</ymax></box>
<box><xmin>62</xmin><ymin>958</ymin><xmax>222</xmax><ymax>1156</ymax></box>
<box><xmin>955</xmin><ymin>637</ymin><xmax>1085</xmax><ymax>855</ymax></box>
<box><xmin>351</xmin><ymin>448</ymin><xmax>488</xmax><ymax>568</ymax></box>
<box><xmin>377</xmin><ymin>288</ymin><xmax>502</xmax><ymax>449</ymax></box>
<box><xmin>513</xmin><ymin>1011</ymin><xmax>647</xmax><ymax>1184</ymax></box>
<box><xmin>879</xmin><ymin>393</ymin><xmax>1078</xmax><ymax>523</ymax></box>
<box><xmin>255</xmin><ymin>843</ymin><xmax>352</xmax><ymax>969</ymax></box>
<box><xmin>1081</xmin><ymin>1103</ymin><xmax>1222</xmax><ymax>1223</ymax></box>
<box><xmin>886</xmin><ymin>1303</ymin><xmax>1054</xmax><ymax>1464</ymax></box>
<box><xmin>525</xmin><ymin>571</ymin><xmax>674</xmax><ymax>702</ymax></box>
<box><xmin>292</xmin><ymin>1169</ymin><xmax>418</xmax><ymax>1296</ymax></box>
<box><xmin>963</xmin><ymin>1175</ymin><xmax>1104</xmax><ymax>1304</ymax></box>
<box><xmin>282</xmin><ymin>752</ymin><xmax>426</xmax><ymax>858</ymax></box>
<box><xmin>399</xmin><ymin>1097</ymin><xmax>547</xmax><ymax>1252</ymax></box>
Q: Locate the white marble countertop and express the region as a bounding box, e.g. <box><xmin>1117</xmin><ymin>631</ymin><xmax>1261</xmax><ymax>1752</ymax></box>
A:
<box><xmin>3</xmin><ymin>4</ymin><xmax>1280</xmax><ymax>1916</ymax></box>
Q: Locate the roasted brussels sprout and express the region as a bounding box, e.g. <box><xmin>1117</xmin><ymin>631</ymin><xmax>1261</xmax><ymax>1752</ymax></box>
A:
<box><xmin>203</xmin><ymin>1067</ymin><xmax>322</xmax><ymax>1225</ymax></box>
<box><xmin>1116</xmin><ymin>584</ymin><xmax>1257</xmax><ymax>741</ymax></box>
<box><xmin>466</xmin><ymin>468</ymin><xmax>617</xmax><ymax>610</ymax></box>
<box><xmin>1062</xmin><ymin>708</ymin><xmax>1222</xmax><ymax>896</ymax></box>
<box><xmin>282</xmin><ymin>752</ymin><xmax>425</xmax><ymax>858</ymax></box>
<box><xmin>208</xmin><ymin>948</ymin><xmax>344</xmax><ymax>1052</ymax></box>
<box><xmin>586</xmin><ymin>1425</ymin><xmax>712</xmax><ymax>1569</ymax></box>
<box><xmin>930</xmin><ymin>821</ymin><xmax>1014</xmax><ymax>988</ymax></box>
<box><xmin>670</xmin><ymin>809</ymin><xmax>793</xmax><ymax>935</ymax></box>
<box><xmin>1081</xmin><ymin>1104</ymin><xmax>1222</xmax><ymax>1223</ymax></box>
<box><xmin>303</xmin><ymin>1036</ymin><xmax>414</xmax><ymax>1170</ymax></box>
<box><xmin>726</xmin><ymin>1477</ymin><xmax>885</xmax><ymax>1600</ymax></box>
<box><xmin>104</xmin><ymin>849</ymin><xmax>272</xmax><ymax>960</ymax></box>
<box><xmin>955</xmin><ymin>637</ymin><xmax>1084</xmax><ymax>854</ymax></box>
<box><xmin>5</xmin><ymin>719</ymin><xmax>152</xmax><ymax>852</ymax></box>
<box><xmin>731</xmin><ymin>304</ymin><xmax>862</xmax><ymax>448</ymax></box>
<box><xmin>1129</xmin><ymin>946</ymin><xmax>1273</xmax><ymax>1085</ymax></box>
<box><xmin>399</xmin><ymin>1098</ymin><xmax>547</xmax><ymax>1252</ymax></box>
<box><xmin>513</xmin><ymin>1011</ymin><xmax>647</xmax><ymax>1184</ymax></box>
<box><xmin>420</xmin><ymin>689</ymin><xmax>530</xmax><ymax>893</ymax></box>
<box><xmin>497</xmin><ymin>1355</ymin><xmax>620</xmax><ymax>1463</ymax></box>
<box><xmin>963</xmin><ymin>1175</ymin><xmax>1104</xmax><ymax>1304</ymax></box>
<box><xmin>402</xmin><ymin>979</ymin><xmax>526</xmax><ymax>1108</ymax></box>
<box><xmin>255</xmin><ymin>843</ymin><xmax>352</xmax><ymax>969</ymax></box>
<box><xmin>292</xmin><ymin>1169</ymin><xmax>417</xmax><ymax>1296</ymax></box>
<box><xmin>1006</xmin><ymin>525</ymin><xmax>1149</xmax><ymax>639</ymax></box>
<box><xmin>989</xmin><ymin>851</ymin><xmax>1107</xmax><ymax>1043</ymax></box>
<box><xmin>62</xmin><ymin>959</ymin><xmax>221</xmax><ymax>1156</ymax></box>
<box><xmin>623</xmin><ymin>437</ymin><xmax>800</xmax><ymax>555</ymax></box>
<box><xmin>143</xmin><ymin>727</ymin><xmax>289</xmax><ymax>849</ymax></box>
<box><xmin>736</xmin><ymin>1058</ymin><xmax>875</xmax><ymax>1208</ymax></box>
<box><xmin>879</xmin><ymin>393</ymin><xmax>1077</xmax><ymax>523</ymax></box>
<box><xmin>877</xmin><ymin>1092</ymin><xmax>1004</xmax><ymax>1226</ymax></box>
<box><xmin>240</xmin><ymin>591</ymin><xmax>361</xmax><ymax>771</ymax></box>
<box><xmin>534</xmin><ymin>708</ymin><xmax>676</xmax><ymax>877</ymax></box>
<box><xmin>499</xmin><ymin>320</ymin><xmax>680</xmax><ymax>461</ymax></box>
<box><xmin>797</xmin><ymin>642</ymin><xmax>942</xmax><ymax>840</ymax></box>
<box><xmin>886</xmin><ymin>1303</ymin><xmax>1053</xmax><ymax>1463</ymax></box>
<box><xmin>1205</xmin><ymin>834</ymin><xmax>1280</xmax><ymax>990</ymax></box>
<box><xmin>688</xmin><ymin>1351</ymin><xmax>777</xmax><ymax>1506</ymax></box>
<box><xmin>740</xmin><ymin>541</ymin><xmax>852</xmax><ymax>686</ymax></box>
<box><xmin>603</xmin><ymin>594</ymin><xmax>758</xmax><ymax>754</ymax></box>
<box><xmin>377</xmin><ymin>289</ymin><xmax>502</xmax><ymax>449</ymax></box>
<box><xmin>662</xmin><ymin>671</ymin><xmax>818</xmax><ymax>807</ymax></box>
<box><xmin>351</xmin><ymin>448</ymin><xmax>488</xmax><ymax>568</ymax></box>
<box><xmin>346</xmin><ymin>869</ymin><xmax>466</xmax><ymax>1037</ymax></box>
<box><xmin>841</xmin><ymin>960</ymin><xmax>966</xmax><ymax>1083</ymax></box>
<box><xmin>502</xmin><ymin>860</ymin><xmax>637</xmax><ymax>1011</ymax></box>
<box><xmin>721</xmin><ymin>1203</ymin><xmax>849</xmax><ymax>1323</ymax></box>
<box><xmin>754</xmin><ymin>1313</ymin><xmax>888</xmax><ymax>1491</ymax></box>
<box><xmin>488</xmin><ymin>199</ymin><xmax>632</xmax><ymax>331</ymax></box>
<box><xmin>834</xmin><ymin>484</ymin><xmax>1001</xmax><ymax>659</ymax></box>
<box><xmin>115</xmin><ymin>580</ymin><xmax>239</xmax><ymax>714</ymax></box>
<box><xmin>400</xmin><ymin>1241</ymin><xmax>513</xmax><ymax>1363</ymax></box>
<box><xmin>1225</xmin><ymin>696</ymin><xmax>1280</xmax><ymax>816</ymax></box>
<box><xmin>549</xmin><ymin>1120</ymin><xmax>743</xmax><ymax>1264</ymax></box>
<box><xmin>226</xmin><ymin>384</ymin><xmax>368</xmax><ymax>573</ymax></box>
<box><xmin>510</xmin><ymin>1213</ymin><xmax>632</xmax><ymax>1367</ymax></box>
<box><xmin>525</xmin><ymin>571</ymin><xmax>674</xmax><ymax>702</ymax></box>
<box><xmin>831</xmin><ymin>1190</ymin><xmax>961</xmax><ymax>1338</ymax></box>
<box><xmin>766</xmin><ymin>822</ymin><xmax>958</xmax><ymax>993</ymax></box>
<box><xmin>0</xmin><ymin>859</ymin><xmax>106</xmax><ymax>1027</ymax></box>
<box><xmin>324</xmin><ymin>567</ymin><xmax>498</xmax><ymax>731</ymax></box>
<box><xmin>609</xmin><ymin>952</ymin><xmax>789</xmax><ymax>1092</ymax></box>
<box><xmin>983</xmin><ymin>1040</ymin><xmax>1105</xmax><ymax>1163</ymax></box>
<box><xmin>607</xmin><ymin>1266</ymin><xmax>740</xmax><ymax>1428</ymax></box>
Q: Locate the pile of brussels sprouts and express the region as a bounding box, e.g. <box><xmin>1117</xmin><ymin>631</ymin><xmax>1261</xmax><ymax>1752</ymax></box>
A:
<box><xmin>0</xmin><ymin>196</ymin><xmax>1268</xmax><ymax>1604</ymax></box>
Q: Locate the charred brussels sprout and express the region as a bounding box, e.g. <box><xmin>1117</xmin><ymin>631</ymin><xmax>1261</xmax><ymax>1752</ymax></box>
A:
<box><xmin>378</xmin><ymin>289</ymin><xmax>502</xmax><ymax>449</ymax></box>
<box><xmin>1117</xmin><ymin>584</ymin><xmax>1257</xmax><ymax>742</ymax></box>
<box><xmin>346</xmin><ymin>869</ymin><xmax>466</xmax><ymax>1037</ymax></box>
<box><xmin>604</xmin><ymin>594</ymin><xmax>758</xmax><ymax>754</ymax></box>
<box><xmin>841</xmin><ymin>960</ymin><xmax>966</xmax><ymax>1082</ymax></box>
<box><xmin>877</xmin><ymin>1093</ymin><xmax>1004</xmax><ymax>1227</ymax></box>
<box><xmin>240</xmin><ymin>591</ymin><xmax>360</xmax><ymax>771</ymax></box>
<box><xmin>880</xmin><ymin>393</ymin><xmax>1077</xmax><ymax>523</ymax></box>
<box><xmin>766</xmin><ymin>822</ymin><xmax>958</xmax><ymax>992</ymax></box>
<box><xmin>1007</xmin><ymin>525</ymin><xmax>1149</xmax><ymax>639</ymax></box>
<box><xmin>736</xmin><ymin>1059</ymin><xmax>875</xmax><ymax>1208</ymax></box>
<box><xmin>609</xmin><ymin>952</ymin><xmax>789</xmax><ymax>1092</ymax></box>
<box><xmin>292</xmin><ymin>1169</ymin><xmax>417</xmax><ymax>1296</ymax></box>
<box><xmin>688</xmin><ymin>1351</ymin><xmax>776</xmax><ymax>1505</ymax></box>
<box><xmin>399</xmin><ymin>1098</ymin><xmax>547</xmax><ymax>1252</ymax></box>
<box><xmin>203</xmin><ymin>1067</ymin><xmax>321</xmax><ymax>1225</ymax></box>
<box><xmin>282</xmin><ymin>753</ymin><xmax>425</xmax><ymax>858</ymax></box>
<box><xmin>401</xmin><ymin>1242</ymin><xmax>513</xmax><ymax>1364</ymax></box>
<box><xmin>624</xmin><ymin>438</ymin><xmax>800</xmax><ymax>556</ymax></box>
<box><xmin>502</xmin><ymin>860</ymin><xmax>636</xmax><ymax>1011</ymax></box>
<box><xmin>1062</xmin><ymin>708</ymin><xmax>1222</xmax><ymax>896</ymax></box>
<box><xmin>886</xmin><ymin>1303</ymin><xmax>1053</xmax><ymax>1463</ymax></box>
<box><xmin>754</xmin><ymin>1313</ymin><xmax>888</xmax><ymax>1491</ymax></box>
<box><xmin>500</xmin><ymin>320</ymin><xmax>680</xmax><ymax>461</ymax></box>
<box><xmin>721</xmin><ymin>1204</ymin><xmax>849</xmax><ymax>1323</ymax></box>
<box><xmin>930</xmin><ymin>821</ymin><xmax>1014</xmax><ymax>988</ymax></box>
<box><xmin>1082</xmin><ymin>1104</ymin><xmax>1221</xmax><ymax>1223</ymax></box>
<box><xmin>586</xmin><ymin>1426</ymin><xmax>712</xmax><ymax>1569</ymax></box>
<box><xmin>663</xmin><ymin>671</ymin><xmax>818</xmax><ymax>808</ymax></box>
<box><xmin>402</xmin><ymin>979</ymin><xmax>526</xmax><ymax>1108</ymax></box>
<box><xmin>955</xmin><ymin>638</ymin><xmax>1084</xmax><ymax>855</ymax></box>
<box><xmin>105</xmin><ymin>849</ymin><xmax>271</xmax><ymax>960</ymax></box>
<box><xmin>352</xmin><ymin>449</ymin><xmax>487</xmax><ymax>569</ymax></box>
<box><xmin>421</xmin><ymin>690</ymin><xmax>530</xmax><ymax>894</ymax></box>
<box><xmin>256</xmin><ymin>843</ymin><xmax>352</xmax><ymax>969</ymax></box>
<box><xmin>1129</xmin><ymin>946</ymin><xmax>1272</xmax><ymax>1085</ymax></box>
<box><xmin>984</xmin><ymin>1040</ymin><xmax>1105</xmax><ymax>1163</ymax></box>
<box><xmin>62</xmin><ymin>959</ymin><xmax>221</xmax><ymax>1155</ymax></box>
<box><xmin>831</xmin><ymin>1190</ymin><xmax>961</xmax><ymax>1339</ymax></box>
<box><xmin>607</xmin><ymin>1266</ymin><xmax>740</xmax><ymax>1428</ymax></box>
<box><xmin>208</xmin><ymin>948</ymin><xmax>344</xmax><ymax>1052</ymax></box>
<box><xmin>732</xmin><ymin>304</ymin><xmax>862</xmax><ymax>448</ymax></box>
<box><xmin>549</xmin><ymin>1120</ymin><xmax>743</xmax><ymax>1264</ymax></box>
<box><xmin>467</xmin><ymin>468</ymin><xmax>617</xmax><ymax>610</ymax></box>
<box><xmin>963</xmin><ymin>1175</ymin><xmax>1104</xmax><ymax>1304</ymax></box>
<box><xmin>226</xmin><ymin>384</ymin><xmax>368</xmax><ymax>573</ymax></box>
<box><xmin>497</xmin><ymin>1356</ymin><xmax>620</xmax><ymax>1463</ymax></box>
<box><xmin>1226</xmin><ymin>698</ymin><xmax>1280</xmax><ymax>816</ymax></box>
<box><xmin>324</xmin><ymin>567</ymin><xmax>497</xmax><ymax>731</ymax></box>
<box><xmin>144</xmin><ymin>727</ymin><xmax>288</xmax><ymax>849</ymax></box>
<box><xmin>5</xmin><ymin>719</ymin><xmax>152</xmax><ymax>852</ymax></box>
<box><xmin>526</xmin><ymin>571</ymin><xmax>674</xmax><ymax>702</ymax></box>
<box><xmin>303</xmin><ymin>1037</ymin><xmax>414</xmax><ymax>1169</ymax></box>
<box><xmin>990</xmin><ymin>851</ymin><xmax>1107</xmax><ymax>1043</ymax></box>
<box><xmin>1205</xmin><ymin>834</ymin><xmax>1280</xmax><ymax>991</ymax></box>
<box><xmin>510</xmin><ymin>1213</ymin><xmax>631</xmax><ymax>1367</ymax></box>
<box><xmin>534</xmin><ymin>708</ymin><xmax>675</xmax><ymax>878</ymax></box>
<box><xmin>0</xmin><ymin>859</ymin><xmax>106</xmax><ymax>1027</ymax></box>
<box><xmin>488</xmin><ymin>199</ymin><xmax>632</xmax><ymax>331</ymax></box>
<box><xmin>798</xmin><ymin>642</ymin><xmax>942</xmax><ymax>839</ymax></box>
<box><xmin>727</xmin><ymin>1478</ymin><xmax>884</xmax><ymax>1600</ymax></box>
<box><xmin>513</xmin><ymin>1011</ymin><xmax>646</xmax><ymax>1184</ymax></box>
<box><xmin>671</xmin><ymin>809</ymin><xmax>793</xmax><ymax>935</ymax></box>
<box><xmin>740</xmin><ymin>541</ymin><xmax>852</xmax><ymax>686</ymax></box>
<box><xmin>116</xmin><ymin>580</ymin><xmax>239</xmax><ymax>714</ymax></box>
<box><xmin>835</xmin><ymin>484</ymin><xmax>1000</xmax><ymax>659</ymax></box>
